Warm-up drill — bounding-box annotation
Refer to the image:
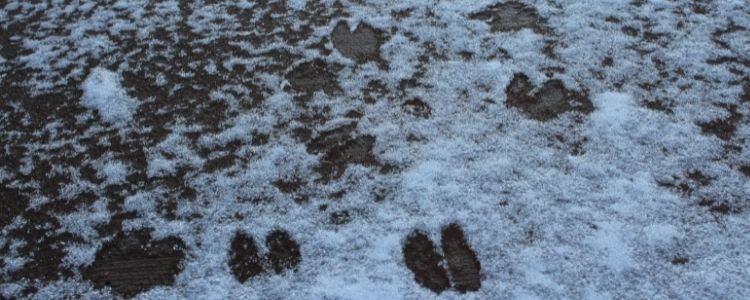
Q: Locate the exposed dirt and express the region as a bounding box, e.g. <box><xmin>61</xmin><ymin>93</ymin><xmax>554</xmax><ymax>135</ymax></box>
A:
<box><xmin>306</xmin><ymin>123</ymin><xmax>380</xmax><ymax>181</ymax></box>
<box><xmin>656</xmin><ymin>169</ymin><xmax>716</xmax><ymax>197</ymax></box>
<box><xmin>265</xmin><ymin>230</ymin><xmax>302</xmax><ymax>274</ymax></box>
<box><xmin>403</xmin><ymin>231</ymin><xmax>451</xmax><ymax>293</ymax></box>
<box><xmin>272</xmin><ymin>178</ymin><xmax>306</xmax><ymax>194</ymax></box>
<box><xmin>471</xmin><ymin>2</ymin><xmax>547</xmax><ymax>33</ymax></box>
<box><xmin>740</xmin><ymin>165</ymin><xmax>750</xmax><ymax>178</ymax></box>
<box><xmin>0</xmin><ymin>185</ymin><xmax>26</xmax><ymax>229</ymax></box>
<box><xmin>698</xmin><ymin>198</ymin><xmax>742</xmax><ymax>215</ymax></box>
<box><xmin>441</xmin><ymin>224</ymin><xmax>482</xmax><ymax>293</ymax></box>
<box><xmin>697</xmin><ymin>104</ymin><xmax>742</xmax><ymax>141</ymax></box>
<box><xmin>331</xmin><ymin>21</ymin><xmax>386</xmax><ymax>65</ymax></box>
<box><xmin>83</xmin><ymin>229</ymin><xmax>186</xmax><ymax>298</ymax></box>
<box><xmin>286</xmin><ymin>59</ymin><xmax>342</xmax><ymax>97</ymax></box>
<box><xmin>671</xmin><ymin>256</ymin><xmax>689</xmax><ymax>265</ymax></box>
<box><xmin>402</xmin><ymin>98</ymin><xmax>432</xmax><ymax>118</ymax></box>
<box><xmin>329</xmin><ymin>210</ymin><xmax>352</xmax><ymax>225</ymax></box>
<box><xmin>228</xmin><ymin>232</ymin><xmax>264</xmax><ymax>283</ymax></box>
<box><xmin>643</xmin><ymin>99</ymin><xmax>674</xmax><ymax>114</ymax></box>
<box><xmin>505</xmin><ymin>73</ymin><xmax>594</xmax><ymax>121</ymax></box>
<box><xmin>8</xmin><ymin>210</ymin><xmax>82</xmax><ymax>284</ymax></box>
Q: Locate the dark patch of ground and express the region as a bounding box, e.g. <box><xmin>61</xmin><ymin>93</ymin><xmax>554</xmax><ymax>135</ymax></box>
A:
<box><xmin>0</xmin><ymin>185</ymin><xmax>26</xmax><ymax>229</ymax></box>
<box><xmin>273</xmin><ymin>178</ymin><xmax>305</xmax><ymax>194</ymax></box>
<box><xmin>7</xmin><ymin>210</ymin><xmax>82</xmax><ymax>286</ymax></box>
<box><xmin>403</xmin><ymin>231</ymin><xmax>451</xmax><ymax>293</ymax></box>
<box><xmin>227</xmin><ymin>230</ymin><xmax>301</xmax><ymax>282</ymax></box>
<box><xmin>671</xmin><ymin>256</ymin><xmax>689</xmax><ymax>265</ymax></box>
<box><xmin>697</xmin><ymin>104</ymin><xmax>742</xmax><ymax>141</ymax></box>
<box><xmin>643</xmin><ymin>99</ymin><xmax>674</xmax><ymax>114</ymax></box>
<box><xmin>306</xmin><ymin>123</ymin><xmax>380</xmax><ymax>181</ymax></box>
<box><xmin>471</xmin><ymin>2</ymin><xmax>547</xmax><ymax>33</ymax></box>
<box><xmin>331</xmin><ymin>21</ymin><xmax>387</xmax><ymax>66</ymax></box>
<box><xmin>403</xmin><ymin>224</ymin><xmax>483</xmax><ymax>294</ymax></box>
<box><xmin>402</xmin><ymin>98</ymin><xmax>432</xmax><ymax>118</ymax></box>
<box><xmin>441</xmin><ymin>224</ymin><xmax>481</xmax><ymax>293</ymax></box>
<box><xmin>83</xmin><ymin>229</ymin><xmax>186</xmax><ymax>298</ymax></box>
<box><xmin>203</xmin><ymin>154</ymin><xmax>238</xmax><ymax>173</ymax></box>
<box><xmin>228</xmin><ymin>232</ymin><xmax>263</xmax><ymax>283</ymax></box>
<box><xmin>265</xmin><ymin>230</ymin><xmax>302</xmax><ymax>274</ymax></box>
<box><xmin>656</xmin><ymin>169</ymin><xmax>716</xmax><ymax>197</ymax></box>
<box><xmin>698</xmin><ymin>199</ymin><xmax>741</xmax><ymax>215</ymax></box>
<box><xmin>317</xmin><ymin>135</ymin><xmax>379</xmax><ymax>181</ymax></box>
<box><xmin>329</xmin><ymin>210</ymin><xmax>352</xmax><ymax>225</ymax></box>
<box><xmin>505</xmin><ymin>73</ymin><xmax>594</xmax><ymax>121</ymax></box>
<box><xmin>739</xmin><ymin>165</ymin><xmax>750</xmax><ymax>178</ymax></box>
<box><xmin>286</xmin><ymin>59</ymin><xmax>342</xmax><ymax>98</ymax></box>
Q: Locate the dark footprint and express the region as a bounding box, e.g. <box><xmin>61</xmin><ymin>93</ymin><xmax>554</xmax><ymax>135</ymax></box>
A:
<box><xmin>403</xmin><ymin>231</ymin><xmax>451</xmax><ymax>293</ymax></box>
<box><xmin>505</xmin><ymin>73</ymin><xmax>593</xmax><ymax>121</ymax></box>
<box><xmin>265</xmin><ymin>230</ymin><xmax>302</xmax><ymax>273</ymax></box>
<box><xmin>331</xmin><ymin>21</ymin><xmax>385</xmax><ymax>63</ymax></box>
<box><xmin>470</xmin><ymin>1</ymin><xmax>547</xmax><ymax>33</ymax></box>
<box><xmin>84</xmin><ymin>229</ymin><xmax>186</xmax><ymax>298</ymax></box>
<box><xmin>228</xmin><ymin>231</ymin><xmax>263</xmax><ymax>283</ymax></box>
<box><xmin>441</xmin><ymin>224</ymin><xmax>482</xmax><ymax>293</ymax></box>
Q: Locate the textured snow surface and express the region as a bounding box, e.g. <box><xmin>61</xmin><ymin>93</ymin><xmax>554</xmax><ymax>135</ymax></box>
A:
<box><xmin>1</xmin><ymin>0</ymin><xmax>749</xmax><ymax>299</ymax></box>
<box><xmin>82</xmin><ymin>67</ymin><xmax>138</xmax><ymax>124</ymax></box>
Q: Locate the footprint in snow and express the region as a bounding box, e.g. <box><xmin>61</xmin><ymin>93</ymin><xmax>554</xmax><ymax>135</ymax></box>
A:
<box><xmin>403</xmin><ymin>223</ymin><xmax>482</xmax><ymax>294</ymax></box>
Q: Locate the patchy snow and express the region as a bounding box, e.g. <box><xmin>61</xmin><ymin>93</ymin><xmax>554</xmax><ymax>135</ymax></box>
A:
<box><xmin>2</xmin><ymin>0</ymin><xmax>750</xmax><ymax>299</ymax></box>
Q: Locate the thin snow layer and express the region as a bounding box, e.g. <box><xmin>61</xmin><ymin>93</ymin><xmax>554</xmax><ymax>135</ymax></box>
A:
<box><xmin>82</xmin><ymin>67</ymin><xmax>138</xmax><ymax>124</ymax></box>
<box><xmin>1</xmin><ymin>0</ymin><xmax>750</xmax><ymax>299</ymax></box>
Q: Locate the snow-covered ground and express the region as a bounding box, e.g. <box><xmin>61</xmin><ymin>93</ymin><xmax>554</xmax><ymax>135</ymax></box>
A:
<box><xmin>1</xmin><ymin>0</ymin><xmax>749</xmax><ymax>299</ymax></box>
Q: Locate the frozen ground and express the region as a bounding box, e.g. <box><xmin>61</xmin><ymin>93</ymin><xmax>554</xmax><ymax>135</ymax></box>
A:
<box><xmin>1</xmin><ymin>0</ymin><xmax>749</xmax><ymax>299</ymax></box>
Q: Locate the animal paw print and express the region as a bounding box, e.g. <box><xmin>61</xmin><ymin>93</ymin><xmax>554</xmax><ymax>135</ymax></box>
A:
<box><xmin>403</xmin><ymin>223</ymin><xmax>481</xmax><ymax>293</ymax></box>
<box><xmin>228</xmin><ymin>229</ymin><xmax>301</xmax><ymax>283</ymax></box>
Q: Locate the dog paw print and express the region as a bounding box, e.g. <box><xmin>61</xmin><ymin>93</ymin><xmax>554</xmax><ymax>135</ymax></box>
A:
<box><xmin>403</xmin><ymin>223</ymin><xmax>481</xmax><ymax>293</ymax></box>
<box><xmin>228</xmin><ymin>229</ymin><xmax>301</xmax><ymax>283</ymax></box>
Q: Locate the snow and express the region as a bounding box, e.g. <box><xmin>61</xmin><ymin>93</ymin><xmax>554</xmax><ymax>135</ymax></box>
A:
<box><xmin>586</xmin><ymin>222</ymin><xmax>635</xmax><ymax>273</ymax></box>
<box><xmin>2</xmin><ymin>0</ymin><xmax>750</xmax><ymax>299</ymax></box>
<box><xmin>81</xmin><ymin>67</ymin><xmax>138</xmax><ymax>125</ymax></box>
<box><xmin>99</xmin><ymin>160</ymin><xmax>128</xmax><ymax>184</ymax></box>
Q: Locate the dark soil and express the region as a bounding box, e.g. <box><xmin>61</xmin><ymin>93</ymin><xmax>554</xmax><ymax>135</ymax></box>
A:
<box><xmin>441</xmin><ymin>224</ymin><xmax>482</xmax><ymax>293</ymax></box>
<box><xmin>265</xmin><ymin>230</ymin><xmax>302</xmax><ymax>274</ymax></box>
<box><xmin>402</xmin><ymin>98</ymin><xmax>432</xmax><ymax>118</ymax></box>
<box><xmin>643</xmin><ymin>99</ymin><xmax>674</xmax><ymax>114</ymax></box>
<box><xmin>0</xmin><ymin>185</ymin><xmax>26</xmax><ymax>229</ymax></box>
<box><xmin>317</xmin><ymin>135</ymin><xmax>379</xmax><ymax>180</ymax></box>
<box><xmin>471</xmin><ymin>2</ymin><xmax>547</xmax><ymax>33</ymax></box>
<box><xmin>329</xmin><ymin>210</ymin><xmax>352</xmax><ymax>225</ymax></box>
<box><xmin>403</xmin><ymin>231</ymin><xmax>451</xmax><ymax>293</ymax></box>
<box><xmin>84</xmin><ymin>229</ymin><xmax>186</xmax><ymax>298</ymax></box>
<box><xmin>506</xmin><ymin>73</ymin><xmax>594</xmax><ymax>121</ymax></box>
<box><xmin>228</xmin><ymin>232</ymin><xmax>263</xmax><ymax>283</ymax></box>
<box><xmin>286</xmin><ymin>59</ymin><xmax>341</xmax><ymax>96</ymax></box>
<box><xmin>740</xmin><ymin>165</ymin><xmax>750</xmax><ymax>178</ymax></box>
<box><xmin>272</xmin><ymin>178</ymin><xmax>306</xmax><ymax>194</ymax></box>
<box><xmin>331</xmin><ymin>21</ymin><xmax>386</xmax><ymax>64</ymax></box>
<box><xmin>697</xmin><ymin>104</ymin><xmax>742</xmax><ymax>141</ymax></box>
<box><xmin>671</xmin><ymin>256</ymin><xmax>689</xmax><ymax>265</ymax></box>
<box><xmin>306</xmin><ymin>123</ymin><xmax>380</xmax><ymax>181</ymax></box>
<box><xmin>8</xmin><ymin>210</ymin><xmax>82</xmax><ymax>284</ymax></box>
